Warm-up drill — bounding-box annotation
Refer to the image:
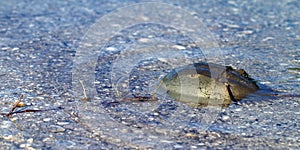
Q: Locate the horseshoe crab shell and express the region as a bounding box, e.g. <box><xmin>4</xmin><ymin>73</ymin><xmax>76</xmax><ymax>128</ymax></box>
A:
<box><xmin>161</xmin><ymin>62</ymin><xmax>259</xmax><ymax>107</ymax></box>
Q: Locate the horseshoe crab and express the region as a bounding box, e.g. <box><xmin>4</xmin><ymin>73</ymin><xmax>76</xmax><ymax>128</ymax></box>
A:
<box><xmin>160</xmin><ymin>62</ymin><xmax>259</xmax><ymax>107</ymax></box>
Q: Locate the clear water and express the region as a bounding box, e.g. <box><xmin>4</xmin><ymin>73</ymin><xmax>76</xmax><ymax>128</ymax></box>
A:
<box><xmin>0</xmin><ymin>0</ymin><xmax>299</xmax><ymax>149</ymax></box>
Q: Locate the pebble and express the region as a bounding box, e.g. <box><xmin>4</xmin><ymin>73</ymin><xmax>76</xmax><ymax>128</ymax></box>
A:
<box><xmin>3</xmin><ymin>135</ymin><xmax>13</xmax><ymax>141</ymax></box>
<box><xmin>27</xmin><ymin>138</ymin><xmax>34</xmax><ymax>143</ymax></box>
<box><xmin>57</xmin><ymin>122</ymin><xmax>70</xmax><ymax>125</ymax></box>
<box><xmin>26</xmin><ymin>146</ymin><xmax>35</xmax><ymax>150</ymax></box>
<box><xmin>225</xmin><ymin>23</ymin><xmax>240</xmax><ymax>28</ymax></box>
<box><xmin>16</xmin><ymin>102</ymin><xmax>25</xmax><ymax>107</ymax></box>
<box><xmin>42</xmin><ymin>137</ymin><xmax>51</xmax><ymax>142</ymax></box>
<box><xmin>234</xmin><ymin>108</ymin><xmax>243</xmax><ymax>112</ymax></box>
<box><xmin>10</xmin><ymin>117</ymin><xmax>18</xmax><ymax>122</ymax></box>
<box><xmin>20</xmin><ymin>143</ymin><xmax>34</xmax><ymax>149</ymax></box>
<box><xmin>1</xmin><ymin>121</ymin><xmax>12</xmax><ymax>128</ymax></box>
<box><xmin>0</xmin><ymin>1</ymin><xmax>299</xmax><ymax>149</ymax></box>
<box><xmin>262</xmin><ymin>37</ymin><xmax>274</xmax><ymax>42</ymax></box>
<box><xmin>222</xmin><ymin>115</ymin><xmax>230</xmax><ymax>121</ymax></box>
<box><xmin>19</xmin><ymin>143</ymin><xmax>27</xmax><ymax>148</ymax></box>
<box><xmin>43</xmin><ymin>118</ymin><xmax>51</xmax><ymax>122</ymax></box>
<box><xmin>185</xmin><ymin>133</ymin><xmax>197</xmax><ymax>138</ymax></box>
<box><xmin>197</xmin><ymin>143</ymin><xmax>205</xmax><ymax>146</ymax></box>
<box><xmin>11</xmin><ymin>47</ymin><xmax>19</xmax><ymax>51</ymax></box>
<box><xmin>1</xmin><ymin>47</ymin><xmax>10</xmax><ymax>50</ymax></box>
<box><xmin>172</xmin><ymin>45</ymin><xmax>186</xmax><ymax>50</ymax></box>
<box><xmin>106</xmin><ymin>46</ymin><xmax>118</xmax><ymax>51</ymax></box>
<box><xmin>173</xmin><ymin>144</ymin><xmax>183</xmax><ymax>149</ymax></box>
<box><xmin>242</xmin><ymin>30</ymin><xmax>254</xmax><ymax>34</ymax></box>
<box><xmin>36</xmin><ymin>96</ymin><xmax>44</xmax><ymax>100</ymax></box>
<box><xmin>160</xmin><ymin>140</ymin><xmax>174</xmax><ymax>144</ymax></box>
<box><xmin>138</xmin><ymin>38</ymin><xmax>150</xmax><ymax>43</ymax></box>
<box><xmin>50</xmin><ymin>125</ymin><xmax>65</xmax><ymax>133</ymax></box>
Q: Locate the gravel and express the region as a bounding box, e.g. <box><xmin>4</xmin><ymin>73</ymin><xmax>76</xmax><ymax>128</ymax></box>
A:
<box><xmin>0</xmin><ymin>0</ymin><xmax>299</xmax><ymax>149</ymax></box>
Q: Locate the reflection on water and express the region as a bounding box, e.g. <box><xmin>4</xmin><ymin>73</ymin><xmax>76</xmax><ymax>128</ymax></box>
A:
<box><xmin>76</xmin><ymin>20</ymin><xmax>226</xmax><ymax>147</ymax></box>
<box><xmin>72</xmin><ymin>2</ymin><xmax>299</xmax><ymax>149</ymax></box>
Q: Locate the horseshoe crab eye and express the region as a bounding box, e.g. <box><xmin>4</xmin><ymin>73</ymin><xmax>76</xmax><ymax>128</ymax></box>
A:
<box><xmin>188</xmin><ymin>74</ymin><xmax>200</xmax><ymax>78</ymax></box>
<box><xmin>237</xmin><ymin>69</ymin><xmax>250</xmax><ymax>78</ymax></box>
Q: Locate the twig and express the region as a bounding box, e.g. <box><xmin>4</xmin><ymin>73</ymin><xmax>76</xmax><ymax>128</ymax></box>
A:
<box><xmin>123</xmin><ymin>94</ymin><xmax>158</xmax><ymax>102</ymax></box>
<box><xmin>4</xmin><ymin>95</ymin><xmax>23</xmax><ymax>116</ymax></box>
<box><xmin>2</xmin><ymin>94</ymin><xmax>63</xmax><ymax>117</ymax></box>
<box><xmin>79</xmin><ymin>80</ymin><xmax>88</xmax><ymax>101</ymax></box>
<box><xmin>11</xmin><ymin>107</ymin><xmax>63</xmax><ymax>114</ymax></box>
<box><xmin>106</xmin><ymin>94</ymin><xmax>157</xmax><ymax>106</ymax></box>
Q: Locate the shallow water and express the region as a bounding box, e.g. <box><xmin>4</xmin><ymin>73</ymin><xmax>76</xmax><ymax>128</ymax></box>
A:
<box><xmin>75</xmin><ymin>22</ymin><xmax>299</xmax><ymax>148</ymax></box>
<box><xmin>0</xmin><ymin>0</ymin><xmax>299</xmax><ymax>149</ymax></box>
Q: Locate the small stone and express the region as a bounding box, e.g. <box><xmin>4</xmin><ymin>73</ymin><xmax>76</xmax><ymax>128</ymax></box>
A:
<box><xmin>222</xmin><ymin>115</ymin><xmax>230</xmax><ymax>120</ymax></box>
<box><xmin>153</xmin><ymin>112</ymin><xmax>159</xmax><ymax>116</ymax></box>
<box><xmin>242</xmin><ymin>30</ymin><xmax>253</xmax><ymax>34</ymax></box>
<box><xmin>106</xmin><ymin>47</ymin><xmax>117</xmax><ymax>51</ymax></box>
<box><xmin>138</xmin><ymin>38</ymin><xmax>150</xmax><ymax>43</ymax></box>
<box><xmin>43</xmin><ymin>137</ymin><xmax>51</xmax><ymax>142</ymax></box>
<box><xmin>57</xmin><ymin>122</ymin><xmax>70</xmax><ymax>125</ymax></box>
<box><xmin>172</xmin><ymin>45</ymin><xmax>186</xmax><ymax>50</ymax></box>
<box><xmin>19</xmin><ymin>143</ymin><xmax>26</xmax><ymax>148</ymax></box>
<box><xmin>185</xmin><ymin>133</ymin><xmax>197</xmax><ymax>138</ymax></box>
<box><xmin>197</xmin><ymin>143</ymin><xmax>205</xmax><ymax>146</ymax></box>
<box><xmin>235</xmin><ymin>108</ymin><xmax>242</xmax><ymax>112</ymax></box>
<box><xmin>228</xmin><ymin>1</ymin><xmax>237</xmax><ymax>5</ymax></box>
<box><xmin>10</xmin><ymin>117</ymin><xmax>18</xmax><ymax>121</ymax></box>
<box><xmin>262</xmin><ymin>37</ymin><xmax>274</xmax><ymax>42</ymax></box>
<box><xmin>226</xmin><ymin>24</ymin><xmax>240</xmax><ymax>28</ymax></box>
<box><xmin>1</xmin><ymin>121</ymin><xmax>12</xmax><ymax>128</ymax></box>
<box><xmin>174</xmin><ymin>144</ymin><xmax>183</xmax><ymax>149</ymax></box>
<box><xmin>25</xmin><ymin>146</ymin><xmax>35</xmax><ymax>150</ymax></box>
<box><xmin>231</xmin><ymin>8</ymin><xmax>239</xmax><ymax>12</ymax></box>
<box><xmin>1</xmin><ymin>47</ymin><xmax>10</xmax><ymax>50</ymax></box>
<box><xmin>11</xmin><ymin>47</ymin><xmax>19</xmax><ymax>51</ymax></box>
<box><xmin>50</xmin><ymin>125</ymin><xmax>65</xmax><ymax>133</ymax></box>
<box><xmin>3</xmin><ymin>135</ymin><xmax>13</xmax><ymax>140</ymax></box>
<box><xmin>160</xmin><ymin>140</ymin><xmax>174</xmax><ymax>144</ymax></box>
<box><xmin>27</xmin><ymin>138</ymin><xmax>33</xmax><ymax>143</ymax></box>
<box><xmin>36</xmin><ymin>96</ymin><xmax>44</xmax><ymax>100</ymax></box>
<box><xmin>43</xmin><ymin>118</ymin><xmax>51</xmax><ymax>122</ymax></box>
<box><xmin>17</xmin><ymin>102</ymin><xmax>25</xmax><ymax>107</ymax></box>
